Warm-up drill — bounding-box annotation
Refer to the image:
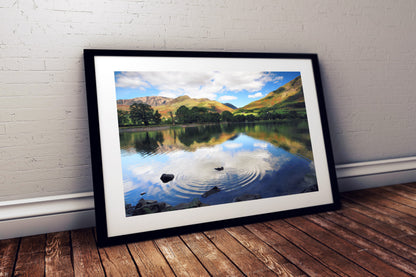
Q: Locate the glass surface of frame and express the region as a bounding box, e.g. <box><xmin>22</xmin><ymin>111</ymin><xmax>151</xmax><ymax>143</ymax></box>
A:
<box><xmin>84</xmin><ymin>50</ymin><xmax>340</xmax><ymax>246</ymax></box>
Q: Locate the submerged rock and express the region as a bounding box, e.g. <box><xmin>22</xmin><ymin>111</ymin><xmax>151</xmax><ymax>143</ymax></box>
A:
<box><xmin>233</xmin><ymin>194</ymin><xmax>261</xmax><ymax>202</ymax></box>
<box><xmin>173</xmin><ymin>198</ymin><xmax>208</xmax><ymax>210</ymax></box>
<box><xmin>202</xmin><ymin>186</ymin><xmax>221</xmax><ymax>198</ymax></box>
<box><xmin>132</xmin><ymin>198</ymin><xmax>172</xmax><ymax>215</ymax></box>
<box><xmin>160</xmin><ymin>173</ymin><xmax>174</xmax><ymax>183</ymax></box>
<box><xmin>302</xmin><ymin>184</ymin><xmax>318</xmax><ymax>193</ymax></box>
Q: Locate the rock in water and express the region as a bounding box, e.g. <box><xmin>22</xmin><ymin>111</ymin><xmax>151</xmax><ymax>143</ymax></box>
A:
<box><xmin>214</xmin><ymin>166</ymin><xmax>224</xmax><ymax>171</ymax></box>
<box><xmin>233</xmin><ymin>194</ymin><xmax>261</xmax><ymax>202</ymax></box>
<box><xmin>160</xmin><ymin>173</ymin><xmax>174</xmax><ymax>183</ymax></box>
<box><xmin>202</xmin><ymin>186</ymin><xmax>221</xmax><ymax>198</ymax></box>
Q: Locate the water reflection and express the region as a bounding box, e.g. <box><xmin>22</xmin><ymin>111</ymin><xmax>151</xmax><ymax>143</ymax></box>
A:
<box><xmin>120</xmin><ymin>121</ymin><xmax>313</xmax><ymax>159</ymax></box>
<box><xmin>120</xmin><ymin>121</ymin><xmax>317</xmax><ymax>216</ymax></box>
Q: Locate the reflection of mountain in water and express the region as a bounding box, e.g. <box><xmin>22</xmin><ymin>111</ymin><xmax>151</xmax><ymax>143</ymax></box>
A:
<box><xmin>119</xmin><ymin>121</ymin><xmax>313</xmax><ymax>160</ymax></box>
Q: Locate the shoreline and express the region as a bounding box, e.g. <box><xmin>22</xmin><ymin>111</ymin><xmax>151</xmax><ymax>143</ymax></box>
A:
<box><xmin>119</xmin><ymin>122</ymin><xmax>228</xmax><ymax>132</ymax></box>
<box><xmin>118</xmin><ymin>120</ymin><xmax>287</xmax><ymax>133</ymax></box>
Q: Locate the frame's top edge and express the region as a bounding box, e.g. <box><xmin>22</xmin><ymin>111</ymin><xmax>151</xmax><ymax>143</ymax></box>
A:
<box><xmin>83</xmin><ymin>49</ymin><xmax>318</xmax><ymax>59</ymax></box>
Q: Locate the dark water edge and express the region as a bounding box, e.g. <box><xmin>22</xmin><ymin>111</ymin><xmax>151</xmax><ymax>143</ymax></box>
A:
<box><xmin>125</xmin><ymin>182</ymin><xmax>318</xmax><ymax>217</ymax></box>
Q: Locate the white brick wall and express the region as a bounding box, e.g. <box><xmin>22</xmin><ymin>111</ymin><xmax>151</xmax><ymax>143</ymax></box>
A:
<box><xmin>1</xmin><ymin>0</ymin><xmax>416</xmax><ymax>201</ymax></box>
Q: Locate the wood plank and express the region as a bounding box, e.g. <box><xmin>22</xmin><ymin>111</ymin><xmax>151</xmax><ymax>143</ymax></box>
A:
<box><xmin>155</xmin><ymin>236</ymin><xmax>210</xmax><ymax>276</ymax></box>
<box><xmin>382</xmin><ymin>184</ymin><xmax>416</xmax><ymax>199</ymax></box>
<box><xmin>71</xmin><ymin>228</ymin><xmax>105</xmax><ymax>277</ymax></box>
<box><xmin>225</xmin><ymin>226</ymin><xmax>306</xmax><ymax>276</ymax></box>
<box><xmin>341</xmin><ymin>195</ymin><xmax>416</xmax><ymax>226</ymax></box>
<box><xmin>369</xmin><ymin>188</ymin><xmax>416</xmax><ymax>209</ymax></box>
<box><xmin>204</xmin><ymin>229</ymin><xmax>276</xmax><ymax>276</ymax></box>
<box><xmin>0</xmin><ymin>238</ymin><xmax>19</xmax><ymax>277</ymax></box>
<box><xmin>180</xmin><ymin>232</ymin><xmax>243</xmax><ymax>277</ymax></box>
<box><xmin>45</xmin><ymin>232</ymin><xmax>73</xmax><ymax>277</ymax></box>
<box><xmin>128</xmin><ymin>240</ymin><xmax>175</xmax><ymax>277</ymax></box>
<box><xmin>306</xmin><ymin>214</ymin><xmax>416</xmax><ymax>276</ymax></box>
<box><xmin>342</xmin><ymin>199</ymin><xmax>416</xmax><ymax>236</ymax></box>
<box><xmin>265</xmin><ymin>220</ymin><xmax>373</xmax><ymax>276</ymax></box>
<box><xmin>14</xmin><ymin>234</ymin><xmax>46</xmax><ymax>277</ymax></box>
<box><xmin>286</xmin><ymin>216</ymin><xmax>411</xmax><ymax>277</ymax></box>
<box><xmin>245</xmin><ymin>223</ymin><xmax>338</xmax><ymax>276</ymax></box>
<box><xmin>321</xmin><ymin>211</ymin><xmax>416</xmax><ymax>263</ymax></box>
<box><xmin>338</xmin><ymin>208</ymin><xmax>415</xmax><ymax>245</ymax></box>
<box><xmin>344</xmin><ymin>190</ymin><xmax>416</xmax><ymax>218</ymax></box>
<box><xmin>399</xmin><ymin>183</ymin><xmax>416</xmax><ymax>194</ymax></box>
<box><xmin>405</xmin><ymin>182</ymin><xmax>416</xmax><ymax>188</ymax></box>
<box><xmin>98</xmin><ymin>244</ymin><xmax>139</xmax><ymax>277</ymax></box>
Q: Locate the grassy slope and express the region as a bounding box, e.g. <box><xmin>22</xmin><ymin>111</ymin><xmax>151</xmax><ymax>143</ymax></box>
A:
<box><xmin>235</xmin><ymin>76</ymin><xmax>304</xmax><ymax>115</ymax></box>
<box><xmin>144</xmin><ymin>95</ymin><xmax>234</xmax><ymax>118</ymax></box>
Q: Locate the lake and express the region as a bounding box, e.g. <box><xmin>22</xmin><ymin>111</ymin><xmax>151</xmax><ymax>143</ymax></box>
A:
<box><xmin>120</xmin><ymin>121</ymin><xmax>318</xmax><ymax>216</ymax></box>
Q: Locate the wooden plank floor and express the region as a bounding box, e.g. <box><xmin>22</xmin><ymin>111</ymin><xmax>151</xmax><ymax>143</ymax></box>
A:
<box><xmin>1</xmin><ymin>183</ymin><xmax>416</xmax><ymax>276</ymax></box>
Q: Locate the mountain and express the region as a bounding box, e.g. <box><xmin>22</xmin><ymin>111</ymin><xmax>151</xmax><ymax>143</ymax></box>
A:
<box><xmin>223</xmin><ymin>103</ymin><xmax>237</xmax><ymax>110</ymax></box>
<box><xmin>237</xmin><ymin>76</ymin><xmax>304</xmax><ymax>114</ymax></box>
<box><xmin>117</xmin><ymin>96</ymin><xmax>173</xmax><ymax>111</ymax></box>
<box><xmin>155</xmin><ymin>95</ymin><xmax>234</xmax><ymax>118</ymax></box>
<box><xmin>117</xmin><ymin>95</ymin><xmax>234</xmax><ymax>118</ymax></box>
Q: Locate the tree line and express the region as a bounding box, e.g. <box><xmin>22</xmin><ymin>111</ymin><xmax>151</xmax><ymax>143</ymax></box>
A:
<box><xmin>117</xmin><ymin>103</ymin><xmax>305</xmax><ymax>127</ymax></box>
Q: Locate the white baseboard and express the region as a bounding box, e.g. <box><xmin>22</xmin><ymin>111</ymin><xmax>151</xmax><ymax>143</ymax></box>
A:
<box><xmin>1</xmin><ymin>156</ymin><xmax>415</xmax><ymax>240</ymax></box>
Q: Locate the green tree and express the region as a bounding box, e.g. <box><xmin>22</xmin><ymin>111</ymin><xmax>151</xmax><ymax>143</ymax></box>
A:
<box><xmin>117</xmin><ymin>110</ymin><xmax>130</xmax><ymax>126</ymax></box>
<box><xmin>130</xmin><ymin>103</ymin><xmax>154</xmax><ymax>126</ymax></box>
<box><xmin>221</xmin><ymin>111</ymin><xmax>234</xmax><ymax>122</ymax></box>
<box><xmin>176</xmin><ymin>105</ymin><xmax>192</xmax><ymax>123</ymax></box>
<box><xmin>246</xmin><ymin>114</ymin><xmax>256</xmax><ymax>122</ymax></box>
<box><xmin>153</xmin><ymin>110</ymin><xmax>162</xmax><ymax>125</ymax></box>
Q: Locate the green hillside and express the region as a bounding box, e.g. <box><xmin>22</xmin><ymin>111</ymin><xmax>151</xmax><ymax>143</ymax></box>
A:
<box><xmin>138</xmin><ymin>95</ymin><xmax>234</xmax><ymax>119</ymax></box>
<box><xmin>234</xmin><ymin>76</ymin><xmax>306</xmax><ymax>118</ymax></box>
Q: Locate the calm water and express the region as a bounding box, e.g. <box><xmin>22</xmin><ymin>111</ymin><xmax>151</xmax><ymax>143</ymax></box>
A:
<box><xmin>120</xmin><ymin>121</ymin><xmax>318</xmax><ymax>215</ymax></box>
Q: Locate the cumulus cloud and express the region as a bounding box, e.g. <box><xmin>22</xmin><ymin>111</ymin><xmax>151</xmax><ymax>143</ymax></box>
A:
<box><xmin>248</xmin><ymin>92</ymin><xmax>264</xmax><ymax>98</ymax></box>
<box><xmin>116</xmin><ymin>72</ymin><xmax>149</xmax><ymax>89</ymax></box>
<box><xmin>218</xmin><ymin>95</ymin><xmax>237</xmax><ymax>101</ymax></box>
<box><xmin>115</xmin><ymin>71</ymin><xmax>275</xmax><ymax>100</ymax></box>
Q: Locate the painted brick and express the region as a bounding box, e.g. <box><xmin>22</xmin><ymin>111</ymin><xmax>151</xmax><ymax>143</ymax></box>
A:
<box><xmin>1</xmin><ymin>0</ymin><xmax>416</xmax><ymax>202</ymax></box>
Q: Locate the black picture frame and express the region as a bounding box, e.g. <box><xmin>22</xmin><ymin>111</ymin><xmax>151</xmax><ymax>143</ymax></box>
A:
<box><xmin>84</xmin><ymin>49</ymin><xmax>340</xmax><ymax>246</ymax></box>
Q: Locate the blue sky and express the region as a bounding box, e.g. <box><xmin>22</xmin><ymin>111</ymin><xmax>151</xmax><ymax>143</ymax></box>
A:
<box><xmin>114</xmin><ymin>71</ymin><xmax>300</xmax><ymax>108</ymax></box>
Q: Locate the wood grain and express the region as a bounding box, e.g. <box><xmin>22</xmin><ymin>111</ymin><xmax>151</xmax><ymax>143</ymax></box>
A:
<box><xmin>204</xmin><ymin>228</ymin><xmax>276</xmax><ymax>276</ymax></box>
<box><xmin>306</xmin><ymin>214</ymin><xmax>416</xmax><ymax>276</ymax></box>
<box><xmin>0</xmin><ymin>238</ymin><xmax>19</xmax><ymax>277</ymax></box>
<box><xmin>98</xmin><ymin>244</ymin><xmax>139</xmax><ymax>277</ymax></box>
<box><xmin>14</xmin><ymin>235</ymin><xmax>46</xmax><ymax>277</ymax></box>
<box><xmin>245</xmin><ymin>222</ymin><xmax>338</xmax><ymax>276</ymax></box>
<box><xmin>45</xmin><ymin>232</ymin><xmax>73</xmax><ymax>277</ymax></box>
<box><xmin>342</xmin><ymin>197</ymin><xmax>416</xmax><ymax>228</ymax></box>
<box><xmin>71</xmin><ymin>229</ymin><xmax>105</xmax><ymax>276</ymax></box>
<box><xmin>225</xmin><ymin>225</ymin><xmax>305</xmax><ymax>276</ymax></box>
<box><xmin>0</xmin><ymin>184</ymin><xmax>415</xmax><ymax>276</ymax></box>
<box><xmin>181</xmin><ymin>232</ymin><xmax>243</xmax><ymax>276</ymax></box>
<box><xmin>266</xmin><ymin>219</ymin><xmax>372</xmax><ymax>276</ymax></box>
<box><xmin>286</xmin><ymin>216</ymin><xmax>411</xmax><ymax>277</ymax></box>
<box><xmin>321</xmin><ymin>211</ymin><xmax>416</xmax><ymax>263</ymax></box>
<box><xmin>128</xmin><ymin>240</ymin><xmax>175</xmax><ymax>277</ymax></box>
<box><xmin>155</xmin><ymin>236</ymin><xmax>210</xmax><ymax>276</ymax></box>
<box><xmin>341</xmin><ymin>199</ymin><xmax>416</xmax><ymax>235</ymax></box>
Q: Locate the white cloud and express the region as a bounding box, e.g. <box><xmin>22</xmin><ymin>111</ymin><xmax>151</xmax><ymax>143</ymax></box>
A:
<box><xmin>254</xmin><ymin>142</ymin><xmax>268</xmax><ymax>149</ymax></box>
<box><xmin>223</xmin><ymin>143</ymin><xmax>243</xmax><ymax>149</ymax></box>
<box><xmin>218</xmin><ymin>95</ymin><xmax>237</xmax><ymax>101</ymax></box>
<box><xmin>248</xmin><ymin>92</ymin><xmax>264</xmax><ymax>98</ymax></box>
<box><xmin>116</xmin><ymin>72</ymin><xmax>149</xmax><ymax>88</ymax></box>
<box><xmin>273</xmin><ymin>76</ymin><xmax>284</xmax><ymax>83</ymax></box>
<box><xmin>115</xmin><ymin>71</ymin><xmax>275</xmax><ymax>100</ymax></box>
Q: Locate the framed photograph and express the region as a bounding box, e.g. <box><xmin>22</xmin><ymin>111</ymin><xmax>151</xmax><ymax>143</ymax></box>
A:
<box><xmin>84</xmin><ymin>49</ymin><xmax>340</xmax><ymax>246</ymax></box>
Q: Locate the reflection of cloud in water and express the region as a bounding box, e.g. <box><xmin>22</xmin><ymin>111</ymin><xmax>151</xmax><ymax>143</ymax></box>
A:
<box><xmin>124</xmin><ymin>144</ymin><xmax>287</xmax><ymax>197</ymax></box>
<box><xmin>223</xmin><ymin>143</ymin><xmax>243</xmax><ymax>149</ymax></box>
<box><xmin>254</xmin><ymin>142</ymin><xmax>268</xmax><ymax>149</ymax></box>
